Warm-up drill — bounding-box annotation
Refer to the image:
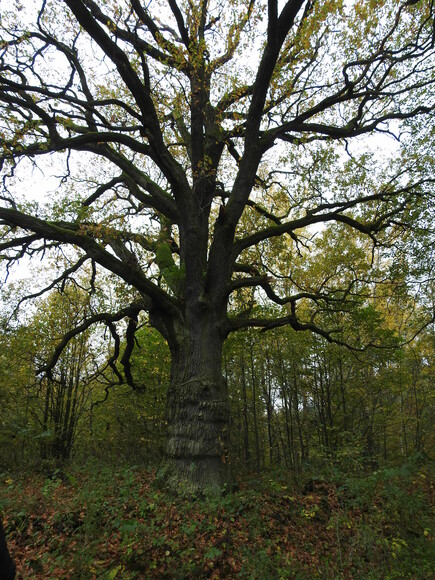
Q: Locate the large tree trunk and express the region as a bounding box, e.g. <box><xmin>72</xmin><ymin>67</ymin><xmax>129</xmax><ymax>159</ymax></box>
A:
<box><xmin>160</xmin><ymin>317</ymin><xmax>232</xmax><ymax>495</ymax></box>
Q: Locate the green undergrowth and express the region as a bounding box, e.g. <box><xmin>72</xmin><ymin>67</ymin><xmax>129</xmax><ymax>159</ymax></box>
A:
<box><xmin>1</xmin><ymin>458</ymin><xmax>433</xmax><ymax>579</ymax></box>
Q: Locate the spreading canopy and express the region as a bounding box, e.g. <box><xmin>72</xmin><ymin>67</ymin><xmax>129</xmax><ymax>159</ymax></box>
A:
<box><xmin>1</xmin><ymin>0</ymin><xmax>434</xmax><ymax>379</ymax></box>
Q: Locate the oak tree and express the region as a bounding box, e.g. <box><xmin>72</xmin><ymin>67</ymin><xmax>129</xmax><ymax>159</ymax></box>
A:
<box><xmin>1</xmin><ymin>0</ymin><xmax>434</xmax><ymax>492</ymax></box>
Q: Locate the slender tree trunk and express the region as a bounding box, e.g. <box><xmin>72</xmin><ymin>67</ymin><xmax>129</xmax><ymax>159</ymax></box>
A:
<box><xmin>325</xmin><ymin>367</ymin><xmax>335</xmax><ymax>457</ymax></box>
<box><xmin>275</xmin><ymin>342</ymin><xmax>294</xmax><ymax>469</ymax></box>
<box><xmin>264</xmin><ymin>382</ymin><xmax>274</xmax><ymax>467</ymax></box>
<box><xmin>281</xmin><ymin>383</ymin><xmax>294</xmax><ymax>470</ymax></box>
<box><xmin>411</xmin><ymin>364</ymin><xmax>423</xmax><ymax>453</ymax></box>
<box><xmin>383</xmin><ymin>424</ymin><xmax>388</xmax><ymax>464</ymax></box>
<box><xmin>41</xmin><ymin>381</ymin><xmax>51</xmax><ymax>460</ymax></box>
<box><xmin>400</xmin><ymin>393</ymin><xmax>409</xmax><ymax>458</ymax></box>
<box><xmin>338</xmin><ymin>355</ymin><xmax>348</xmax><ymax>432</ymax></box>
<box><xmin>292</xmin><ymin>367</ymin><xmax>305</xmax><ymax>470</ymax></box>
<box><xmin>240</xmin><ymin>350</ymin><xmax>251</xmax><ymax>465</ymax></box>
<box><xmin>250</xmin><ymin>339</ymin><xmax>261</xmax><ymax>473</ymax></box>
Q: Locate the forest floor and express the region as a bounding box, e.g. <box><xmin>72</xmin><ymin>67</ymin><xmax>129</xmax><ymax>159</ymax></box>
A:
<box><xmin>1</xmin><ymin>459</ymin><xmax>434</xmax><ymax>579</ymax></box>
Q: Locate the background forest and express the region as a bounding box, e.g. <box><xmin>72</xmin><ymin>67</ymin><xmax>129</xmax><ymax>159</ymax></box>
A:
<box><xmin>1</xmin><ymin>242</ymin><xmax>434</xmax><ymax>473</ymax></box>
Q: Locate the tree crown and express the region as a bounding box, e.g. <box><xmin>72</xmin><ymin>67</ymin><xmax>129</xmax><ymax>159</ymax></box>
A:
<box><xmin>1</xmin><ymin>0</ymin><xmax>434</xmax><ymax>382</ymax></box>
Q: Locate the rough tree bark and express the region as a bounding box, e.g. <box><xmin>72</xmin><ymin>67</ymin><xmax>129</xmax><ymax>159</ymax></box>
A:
<box><xmin>146</xmin><ymin>247</ymin><xmax>234</xmax><ymax>492</ymax></box>
<box><xmin>164</xmin><ymin>329</ymin><xmax>231</xmax><ymax>493</ymax></box>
